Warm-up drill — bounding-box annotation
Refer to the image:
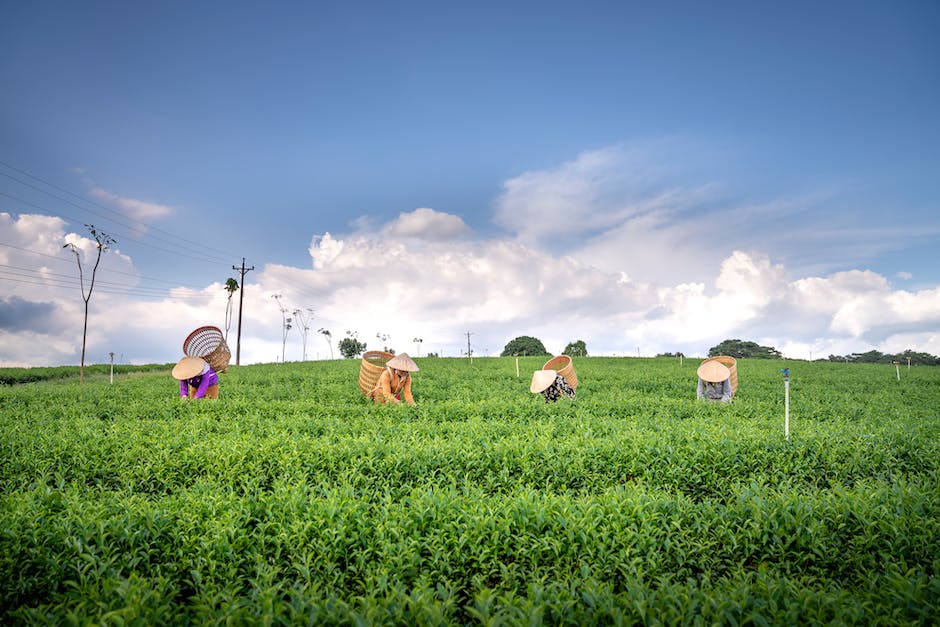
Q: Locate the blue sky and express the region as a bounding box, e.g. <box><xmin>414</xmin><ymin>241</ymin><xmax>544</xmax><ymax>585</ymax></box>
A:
<box><xmin>1</xmin><ymin>1</ymin><xmax>939</xmax><ymax>366</ymax></box>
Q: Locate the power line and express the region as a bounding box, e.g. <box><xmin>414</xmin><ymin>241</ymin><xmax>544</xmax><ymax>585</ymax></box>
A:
<box><xmin>0</xmin><ymin>241</ymin><xmax>218</xmax><ymax>291</ymax></box>
<box><xmin>0</xmin><ymin>264</ymin><xmax>207</xmax><ymax>296</ymax></box>
<box><xmin>0</xmin><ymin>189</ymin><xmax>232</xmax><ymax>265</ymax></box>
<box><xmin>0</xmin><ymin>274</ymin><xmax>215</xmax><ymax>300</ymax></box>
<box><xmin>0</xmin><ymin>160</ymin><xmax>235</xmax><ymax>260</ymax></box>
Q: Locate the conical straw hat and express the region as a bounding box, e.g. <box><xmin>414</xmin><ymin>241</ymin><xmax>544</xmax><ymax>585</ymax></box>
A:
<box><xmin>387</xmin><ymin>352</ymin><xmax>419</xmax><ymax>372</ymax></box>
<box><xmin>530</xmin><ymin>369</ymin><xmax>557</xmax><ymax>393</ymax></box>
<box><xmin>172</xmin><ymin>356</ymin><xmax>209</xmax><ymax>380</ymax></box>
<box><xmin>697</xmin><ymin>360</ymin><xmax>731</xmax><ymax>383</ymax></box>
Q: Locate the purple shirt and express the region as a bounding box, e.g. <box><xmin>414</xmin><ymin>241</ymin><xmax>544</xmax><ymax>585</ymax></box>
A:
<box><xmin>179</xmin><ymin>367</ymin><xmax>219</xmax><ymax>398</ymax></box>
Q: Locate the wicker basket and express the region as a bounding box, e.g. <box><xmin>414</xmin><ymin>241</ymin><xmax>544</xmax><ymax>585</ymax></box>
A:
<box><xmin>182</xmin><ymin>326</ymin><xmax>231</xmax><ymax>373</ymax></box>
<box><xmin>358</xmin><ymin>350</ymin><xmax>394</xmax><ymax>395</ymax></box>
<box><xmin>542</xmin><ymin>355</ymin><xmax>578</xmax><ymax>389</ymax></box>
<box><xmin>701</xmin><ymin>355</ymin><xmax>737</xmax><ymax>397</ymax></box>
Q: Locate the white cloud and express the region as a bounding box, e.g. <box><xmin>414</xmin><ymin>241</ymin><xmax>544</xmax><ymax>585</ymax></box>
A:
<box><xmin>385</xmin><ymin>207</ymin><xmax>469</xmax><ymax>241</ymax></box>
<box><xmin>3</xmin><ymin>137</ymin><xmax>940</xmax><ymax>367</ymax></box>
<box><xmin>491</xmin><ymin>143</ymin><xmax>940</xmax><ymax>289</ymax></box>
<box><xmin>90</xmin><ymin>187</ymin><xmax>175</xmax><ymax>221</ymax></box>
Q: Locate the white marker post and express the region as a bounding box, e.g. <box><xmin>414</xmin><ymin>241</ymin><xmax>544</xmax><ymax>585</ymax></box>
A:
<box><xmin>781</xmin><ymin>368</ymin><xmax>790</xmax><ymax>440</ymax></box>
<box><xmin>515</xmin><ymin>356</ymin><xmax>520</xmax><ymax>378</ymax></box>
<box><xmin>109</xmin><ymin>351</ymin><xmax>115</xmax><ymax>385</ymax></box>
<box><xmin>893</xmin><ymin>361</ymin><xmax>901</xmax><ymax>381</ymax></box>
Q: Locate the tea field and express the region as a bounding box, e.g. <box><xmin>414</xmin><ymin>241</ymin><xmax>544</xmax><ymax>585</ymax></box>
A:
<box><xmin>1</xmin><ymin>357</ymin><xmax>938</xmax><ymax>624</ymax></box>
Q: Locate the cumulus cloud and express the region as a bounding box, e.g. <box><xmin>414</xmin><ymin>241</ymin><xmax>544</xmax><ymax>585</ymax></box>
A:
<box><xmin>385</xmin><ymin>207</ymin><xmax>469</xmax><ymax>241</ymax></box>
<box><xmin>4</xmin><ymin>200</ymin><xmax>940</xmax><ymax>367</ymax></box>
<box><xmin>3</xmin><ymin>140</ymin><xmax>940</xmax><ymax>366</ymax></box>
<box><xmin>492</xmin><ymin>143</ymin><xmax>939</xmax><ymax>288</ymax></box>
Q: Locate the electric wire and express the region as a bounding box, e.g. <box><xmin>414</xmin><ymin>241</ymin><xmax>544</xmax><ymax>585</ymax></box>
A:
<box><xmin>0</xmin><ymin>189</ymin><xmax>233</xmax><ymax>265</ymax></box>
<box><xmin>0</xmin><ymin>263</ymin><xmax>210</xmax><ymax>296</ymax></box>
<box><xmin>0</xmin><ymin>274</ymin><xmax>220</xmax><ymax>301</ymax></box>
<box><xmin>0</xmin><ymin>162</ymin><xmax>278</xmax><ymax>308</ymax></box>
<box><xmin>0</xmin><ymin>160</ymin><xmax>236</xmax><ymax>260</ymax></box>
<box><xmin>0</xmin><ymin>242</ymin><xmax>217</xmax><ymax>291</ymax></box>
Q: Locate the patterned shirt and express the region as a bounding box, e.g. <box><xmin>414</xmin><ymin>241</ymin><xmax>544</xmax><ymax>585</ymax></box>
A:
<box><xmin>541</xmin><ymin>375</ymin><xmax>576</xmax><ymax>403</ymax></box>
<box><xmin>697</xmin><ymin>377</ymin><xmax>733</xmax><ymax>402</ymax></box>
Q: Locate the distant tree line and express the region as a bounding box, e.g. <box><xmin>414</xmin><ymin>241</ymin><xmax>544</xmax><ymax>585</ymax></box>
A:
<box><xmin>825</xmin><ymin>349</ymin><xmax>940</xmax><ymax>366</ymax></box>
<box><xmin>658</xmin><ymin>340</ymin><xmax>940</xmax><ymax>365</ymax></box>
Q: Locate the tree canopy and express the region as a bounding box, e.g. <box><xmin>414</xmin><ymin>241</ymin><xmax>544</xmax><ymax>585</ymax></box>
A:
<box><xmin>563</xmin><ymin>340</ymin><xmax>588</xmax><ymax>357</ymax></box>
<box><xmin>501</xmin><ymin>336</ymin><xmax>550</xmax><ymax>357</ymax></box>
<box><xmin>708</xmin><ymin>339</ymin><xmax>781</xmax><ymax>359</ymax></box>
<box><xmin>338</xmin><ymin>337</ymin><xmax>367</xmax><ymax>359</ymax></box>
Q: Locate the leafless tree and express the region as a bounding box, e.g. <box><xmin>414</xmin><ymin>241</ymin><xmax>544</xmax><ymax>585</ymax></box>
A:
<box><xmin>318</xmin><ymin>328</ymin><xmax>333</xmax><ymax>359</ymax></box>
<box><xmin>224</xmin><ymin>278</ymin><xmax>239</xmax><ymax>341</ymax></box>
<box><xmin>64</xmin><ymin>224</ymin><xmax>116</xmax><ymax>384</ymax></box>
<box><xmin>292</xmin><ymin>308</ymin><xmax>314</xmax><ymax>360</ymax></box>
<box><xmin>272</xmin><ymin>294</ymin><xmax>291</xmax><ymax>362</ymax></box>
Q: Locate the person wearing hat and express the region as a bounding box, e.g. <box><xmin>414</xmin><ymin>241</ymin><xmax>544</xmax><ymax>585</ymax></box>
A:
<box><xmin>172</xmin><ymin>356</ymin><xmax>220</xmax><ymax>399</ymax></box>
<box><xmin>530</xmin><ymin>369</ymin><xmax>575</xmax><ymax>403</ymax></box>
<box><xmin>371</xmin><ymin>352</ymin><xmax>418</xmax><ymax>404</ymax></box>
<box><xmin>696</xmin><ymin>360</ymin><xmax>733</xmax><ymax>403</ymax></box>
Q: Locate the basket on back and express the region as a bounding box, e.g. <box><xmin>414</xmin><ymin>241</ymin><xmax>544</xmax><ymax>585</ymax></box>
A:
<box><xmin>183</xmin><ymin>326</ymin><xmax>231</xmax><ymax>373</ymax></box>
<box><xmin>542</xmin><ymin>355</ymin><xmax>578</xmax><ymax>389</ymax></box>
<box><xmin>701</xmin><ymin>355</ymin><xmax>738</xmax><ymax>397</ymax></box>
<box><xmin>358</xmin><ymin>350</ymin><xmax>394</xmax><ymax>395</ymax></box>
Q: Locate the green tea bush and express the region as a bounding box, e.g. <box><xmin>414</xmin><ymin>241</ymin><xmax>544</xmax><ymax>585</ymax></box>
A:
<box><xmin>1</xmin><ymin>357</ymin><xmax>938</xmax><ymax>624</ymax></box>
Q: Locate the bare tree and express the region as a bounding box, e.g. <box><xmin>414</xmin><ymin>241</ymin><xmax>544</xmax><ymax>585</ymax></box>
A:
<box><xmin>292</xmin><ymin>307</ymin><xmax>314</xmax><ymax>360</ymax></box>
<box><xmin>376</xmin><ymin>332</ymin><xmax>392</xmax><ymax>353</ymax></box>
<box><xmin>318</xmin><ymin>328</ymin><xmax>333</xmax><ymax>359</ymax></box>
<box><xmin>271</xmin><ymin>294</ymin><xmax>291</xmax><ymax>362</ymax></box>
<box><xmin>223</xmin><ymin>278</ymin><xmax>239</xmax><ymax>341</ymax></box>
<box><xmin>63</xmin><ymin>224</ymin><xmax>116</xmax><ymax>384</ymax></box>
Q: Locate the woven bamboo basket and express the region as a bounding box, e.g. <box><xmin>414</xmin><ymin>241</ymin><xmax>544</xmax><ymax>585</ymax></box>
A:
<box><xmin>182</xmin><ymin>326</ymin><xmax>231</xmax><ymax>373</ymax></box>
<box><xmin>358</xmin><ymin>350</ymin><xmax>394</xmax><ymax>395</ymax></box>
<box><xmin>542</xmin><ymin>355</ymin><xmax>578</xmax><ymax>389</ymax></box>
<box><xmin>701</xmin><ymin>355</ymin><xmax>737</xmax><ymax>397</ymax></box>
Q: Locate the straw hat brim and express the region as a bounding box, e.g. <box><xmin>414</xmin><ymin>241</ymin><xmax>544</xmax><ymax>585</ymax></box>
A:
<box><xmin>697</xmin><ymin>360</ymin><xmax>731</xmax><ymax>383</ymax></box>
<box><xmin>172</xmin><ymin>356</ymin><xmax>208</xmax><ymax>380</ymax></box>
<box><xmin>386</xmin><ymin>353</ymin><xmax>419</xmax><ymax>372</ymax></box>
<box><xmin>530</xmin><ymin>369</ymin><xmax>557</xmax><ymax>393</ymax></box>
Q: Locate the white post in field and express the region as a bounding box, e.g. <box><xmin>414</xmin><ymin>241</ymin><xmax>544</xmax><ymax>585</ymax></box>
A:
<box><xmin>109</xmin><ymin>351</ymin><xmax>114</xmax><ymax>385</ymax></box>
<box><xmin>894</xmin><ymin>361</ymin><xmax>900</xmax><ymax>381</ymax></box>
<box><xmin>781</xmin><ymin>368</ymin><xmax>790</xmax><ymax>440</ymax></box>
<box><xmin>515</xmin><ymin>356</ymin><xmax>520</xmax><ymax>378</ymax></box>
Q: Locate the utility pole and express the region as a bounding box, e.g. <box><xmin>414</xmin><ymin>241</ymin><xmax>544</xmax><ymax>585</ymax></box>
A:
<box><xmin>232</xmin><ymin>258</ymin><xmax>254</xmax><ymax>365</ymax></box>
<box><xmin>465</xmin><ymin>331</ymin><xmax>473</xmax><ymax>361</ymax></box>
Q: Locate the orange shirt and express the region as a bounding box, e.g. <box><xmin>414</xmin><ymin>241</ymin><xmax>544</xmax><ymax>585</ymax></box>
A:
<box><xmin>373</xmin><ymin>368</ymin><xmax>414</xmax><ymax>404</ymax></box>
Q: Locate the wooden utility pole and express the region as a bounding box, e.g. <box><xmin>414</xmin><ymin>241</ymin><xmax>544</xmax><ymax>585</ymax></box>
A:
<box><xmin>232</xmin><ymin>258</ymin><xmax>254</xmax><ymax>365</ymax></box>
